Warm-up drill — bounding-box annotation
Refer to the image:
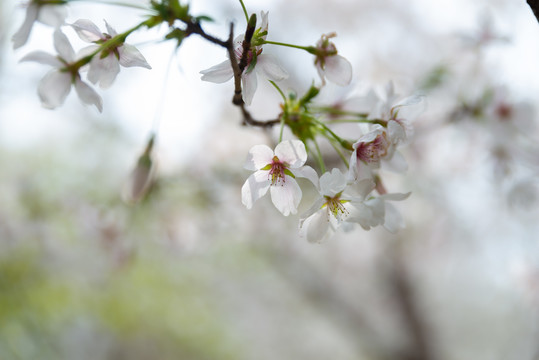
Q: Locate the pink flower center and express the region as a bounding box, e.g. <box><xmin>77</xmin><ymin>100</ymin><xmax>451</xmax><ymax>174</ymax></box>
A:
<box><xmin>268</xmin><ymin>156</ymin><xmax>287</xmax><ymax>186</ymax></box>
<box><xmin>355</xmin><ymin>133</ymin><xmax>390</xmax><ymax>164</ymax></box>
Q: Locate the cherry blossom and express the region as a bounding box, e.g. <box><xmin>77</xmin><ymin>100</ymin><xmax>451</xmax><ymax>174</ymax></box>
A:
<box><xmin>241</xmin><ymin>140</ymin><xmax>317</xmax><ymax>216</ymax></box>
<box><xmin>349</xmin><ymin>124</ymin><xmax>407</xmax><ymax>181</ymax></box>
<box><xmin>300</xmin><ymin>168</ymin><xmax>410</xmax><ymax>242</ymax></box>
<box><xmin>200</xmin><ymin>11</ymin><xmax>288</xmax><ymax>105</ymax></box>
<box><xmin>12</xmin><ymin>0</ymin><xmax>68</xmax><ymax>49</ymax></box>
<box><xmin>20</xmin><ymin>30</ymin><xmax>103</xmax><ymax>111</ymax></box>
<box><xmin>313</xmin><ymin>32</ymin><xmax>352</xmax><ymax>86</ymax></box>
<box><xmin>70</xmin><ymin>19</ymin><xmax>152</xmax><ymax>89</ymax></box>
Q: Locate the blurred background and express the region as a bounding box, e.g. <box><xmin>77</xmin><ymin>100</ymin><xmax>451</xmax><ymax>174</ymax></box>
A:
<box><xmin>1</xmin><ymin>0</ymin><xmax>539</xmax><ymax>359</ymax></box>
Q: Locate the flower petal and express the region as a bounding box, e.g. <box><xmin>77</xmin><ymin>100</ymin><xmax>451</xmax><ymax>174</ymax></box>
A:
<box><xmin>88</xmin><ymin>54</ymin><xmax>120</xmax><ymax>89</ymax></box>
<box><xmin>37</xmin><ymin>69</ymin><xmax>71</xmax><ymax>109</ymax></box>
<box><xmin>383</xmin><ymin>151</ymin><xmax>408</xmax><ymax>173</ymax></box>
<box><xmin>70</xmin><ymin>19</ymin><xmax>103</xmax><ymax>42</ymax></box>
<box><xmin>104</xmin><ymin>20</ymin><xmax>118</xmax><ymax>37</ymax></box>
<box><xmin>244</xmin><ymin>144</ymin><xmax>274</xmax><ymax>170</ymax></box>
<box><xmin>274</xmin><ymin>140</ymin><xmax>307</xmax><ymax>167</ymax></box>
<box><xmin>12</xmin><ymin>4</ymin><xmax>38</xmax><ymax>49</ymax></box>
<box><xmin>74</xmin><ymin>78</ymin><xmax>103</xmax><ymax>112</ymax></box>
<box><xmin>256</xmin><ymin>54</ymin><xmax>288</xmax><ymax>81</ymax></box>
<box><xmin>269</xmin><ymin>176</ymin><xmax>302</xmax><ymax>216</ymax></box>
<box><xmin>292</xmin><ymin>165</ymin><xmax>319</xmax><ymax>188</ymax></box>
<box><xmin>383</xmin><ymin>203</ymin><xmax>405</xmax><ymax>233</ymax></box>
<box><xmin>19</xmin><ymin>50</ymin><xmax>62</xmax><ymax>67</ymax></box>
<box><xmin>319</xmin><ymin>168</ymin><xmax>347</xmax><ymax>197</ymax></box>
<box><xmin>242</xmin><ymin>70</ymin><xmax>257</xmax><ymax>105</ymax></box>
<box><xmin>118</xmin><ymin>44</ymin><xmax>152</xmax><ymax>69</ymax></box>
<box><xmin>38</xmin><ymin>4</ymin><xmax>67</xmax><ymax>27</ymax></box>
<box><xmin>299</xmin><ymin>210</ymin><xmax>330</xmax><ymax>243</ymax></box>
<box><xmin>53</xmin><ymin>30</ymin><xmax>75</xmax><ymax>62</ymax></box>
<box><xmin>241</xmin><ymin>171</ymin><xmax>271</xmax><ymax>209</ymax></box>
<box><xmin>200</xmin><ymin>60</ymin><xmax>233</xmax><ymax>83</ymax></box>
<box><xmin>324</xmin><ymin>55</ymin><xmax>352</xmax><ymax>86</ymax></box>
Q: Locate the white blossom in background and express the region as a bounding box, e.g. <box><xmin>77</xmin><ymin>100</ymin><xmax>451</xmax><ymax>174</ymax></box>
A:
<box><xmin>200</xmin><ymin>11</ymin><xmax>288</xmax><ymax>105</ymax></box>
<box><xmin>241</xmin><ymin>140</ymin><xmax>318</xmax><ymax>216</ymax></box>
<box><xmin>71</xmin><ymin>19</ymin><xmax>152</xmax><ymax>89</ymax></box>
<box><xmin>12</xmin><ymin>0</ymin><xmax>68</xmax><ymax>49</ymax></box>
<box><xmin>313</xmin><ymin>32</ymin><xmax>352</xmax><ymax>86</ymax></box>
<box><xmin>20</xmin><ymin>30</ymin><xmax>103</xmax><ymax>112</ymax></box>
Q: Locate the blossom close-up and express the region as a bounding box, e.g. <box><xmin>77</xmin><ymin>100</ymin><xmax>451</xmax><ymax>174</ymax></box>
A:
<box><xmin>19</xmin><ymin>29</ymin><xmax>103</xmax><ymax>112</ymax></box>
<box><xmin>70</xmin><ymin>19</ymin><xmax>152</xmax><ymax>89</ymax></box>
<box><xmin>12</xmin><ymin>0</ymin><xmax>68</xmax><ymax>49</ymax></box>
<box><xmin>312</xmin><ymin>32</ymin><xmax>352</xmax><ymax>86</ymax></box>
<box><xmin>200</xmin><ymin>11</ymin><xmax>288</xmax><ymax>105</ymax></box>
<box><xmin>241</xmin><ymin>140</ymin><xmax>317</xmax><ymax>216</ymax></box>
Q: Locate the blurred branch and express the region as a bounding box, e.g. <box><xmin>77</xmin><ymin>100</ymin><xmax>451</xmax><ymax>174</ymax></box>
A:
<box><xmin>389</xmin><ymin>246</ymin><xmax>437</xmax><ymax>360</ymax></box>
<box><xmin>528</xmin><ymin>0</ymin><xmax>539</xmax><ymax>23</ymax></box>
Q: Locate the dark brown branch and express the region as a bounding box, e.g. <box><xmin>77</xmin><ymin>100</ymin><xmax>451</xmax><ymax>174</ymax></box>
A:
<box><xmin>186</xmin><ymin>19</ymin><xmax>281</xmax><ymax>128</ymax></box>
<box><xmin>528</xmin><ymin>0</ymin><xmax>539</xmax><ymax>23</ymax></box>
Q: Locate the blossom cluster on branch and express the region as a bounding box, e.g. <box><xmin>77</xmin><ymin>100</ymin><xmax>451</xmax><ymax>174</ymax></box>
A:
<box><xmin>12</xmin><ymin>0</ymin><xmax>424</xmax><ymax>242</ymax></box>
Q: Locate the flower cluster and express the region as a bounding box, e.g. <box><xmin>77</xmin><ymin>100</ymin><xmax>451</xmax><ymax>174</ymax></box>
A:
<box><xmin>241</xmin><ymin>82</ymin><xmax>422</xmax><ymax>242</ymax></box>
<box><xmin>12</xmin><ymin>0</ymin><xmax>422</xmax><ymax>241</ymax></box>
<box><xmin>14</xmin><ymin>3</ymin><xmax>151</xmax><ymax>112</ymax></box>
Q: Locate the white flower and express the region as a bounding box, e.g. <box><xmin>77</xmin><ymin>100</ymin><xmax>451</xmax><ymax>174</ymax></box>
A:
<box><xmin>299</xmin><ymin>168</ymin><xmax>410</xmax><ymax>242</ymax></box>
<box><xmin>200</xmin><ymin>11</ymin><xmax>288</xmax><ymax>105</ymax></box>
<box><xmin>20</xmin><ymin>30</ymin><xmax>103</xmax><ymax>112</ymax></box>
<box><xmin>12</xmin><ymin>0</ymin><xmax>67</xmax><ymax>49</ymax></box>
<box><xmin>349</xmin><ymin>125</ymin><xmax>407</xmax><ymax>181</ymax></box>
<box><xmin>313</xmin><ymin>32</ymin><xmax>352</xmax><ymax>86</ymax></box>
<box><xmin>241</xmin><ymin>140</ymin><xmax>318</xmax><ymax>216</ymax></box>
<box><xmin>71</xmin><ymin>19</ymin><xmax>151</xmax><ymax>89</ymax></box>
<box><xmin>299</xmin><ymin>168</ymin><xmax>379</xmax><ymax>243</ymax></box>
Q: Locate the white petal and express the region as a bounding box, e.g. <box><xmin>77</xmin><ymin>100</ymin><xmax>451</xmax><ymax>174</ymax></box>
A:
<box><xmin>76</xmin><ymin>45</ymin><xmax>99</xmax><ymax>62</ymax></box>
<box><xmin>379</xmin><ymin>192</ymin><xmax>411</xmax><ymax>202</ymax></box>
<box><xmin>104</xmin><ymin>20</ymin><xmax>118</xmax><ymax>37</ymax></box>
<box><xmin>244</xmin><ymin>144</ymin><xmax>274</xmax><ymax>170</ymax></box>
<box><xmin>53</xmin><ymin>30</ymin><xmax>75</xmax><ymax>62</ymax></box>
<box><xmin>118</xmin><ymin>44</ymin><xmax>152</xmax><ymax>69</ymax></box>
<box><xmin>324</xmin><ymin>55</ymin><xmax>352</xmax><ymax>86</ymax></box>
<box><xmin>256</xmin><ymin>54</ymin><xmax>288</xmax><ymax>81</ymax></box>
<box><xmin>19</xmin><ymin>50</ymin><xmax>62</xmax><ymax>67</ymax></box>
<box><xmin>383</xmin><ymin>203</ymin><xmax>405</xmax><ymax>233</ymax></box>
<box><xmin>299</xmin><ymin>210</ymin><xmax>330</xmax><ymax>243</ymax></box>
<box><xmin>38</xmin><ymin>5</ymin><xmax>67</xmax><ymax>27</ymax></box>
<box><xmin>259</xmin><ymin>11</ymin><xmax>269</xmax><ymax>34</ymax></box>
<box><xmin>88</xmin><ymin>54</ymin><xmax>120</xmax><ymax>89</ymax></box>
<box><xmin>292</xmin><ymin>165</ymin><xmax>319</xmax><ymax>188</ymax></box>
<box><xmin>200</xmin><ymin>60</ymin><xmax>234</xmax><ymax>83</ymax></box>
<box><xmin>12</xmin><ymin>4</ymin><xmax>38</xmax><ymax>49</ymax></box>
<box><xmin>70</xmin><ymin>19</ymin><xmax>103</xmax><ymax>42</ymax></box>
<box><xmin>269</xmin><ymin>176</ymin><xmax>302</xmax><ymax>216</ymax></box>
<box><xmin>346</xmin><ymin>202</ymin><xmax>374</xmax><ymax>230</ymax></box>
<box><xmin>241</xmin><ymin>171</ymin><xmax>271</xmax><ymax>209</ymax></box>
<box><xmin>74</xmin><ymin>78</ymin><xmax>103</xmax><ymax>112</ymax></box>
<box><xmin>274</xmin><ymin>140</ymin><xmax>307</xmax><ymax>167</ymax></box>
<box><xmin>383</xmin><ymin>151</ymin><xmax>408</xmax><ymax>173</ymax></box>
<box><xmin>38</xmin><ymin>70</ymin><xmax>71</xmax><ymax>109</ymax></box>
<box><xmin>319</xmin><ymin>168</ymin><xmax>347</xmax><ymax>197</ymax></box>
<box><xmin>242</xmin><ymin>70</ymin><xmax>257</xmax><ymax>106</ymax></box>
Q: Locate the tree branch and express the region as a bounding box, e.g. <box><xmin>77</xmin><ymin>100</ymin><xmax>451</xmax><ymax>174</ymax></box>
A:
<box><xmin>528</xmin><ymin>0</ymin><xmax>539</xmax><ymax>23</ymax></box>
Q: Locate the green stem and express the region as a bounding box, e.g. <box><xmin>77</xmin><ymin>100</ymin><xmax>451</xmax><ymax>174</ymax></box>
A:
<box><xmin>263</xmin><ymin>40</ymin><xmax>315</xmax><ymax>53</ymax></box>
<box><xmin>268</xmin><ymin>80</ymin><xmax>286</xmax><ymax>101</ymax></box>
<box><xmin>330</xmin><ymin>139</ymin><xmax>350</xmax><ymax>168</ymax></box>
<box><xmin>238</xmin><ymin>0</ymin><xmax>249</xmax><ymax>23</ymax></box>
<box><xmin>313</xmin><ymin>140</ymin><xmax>326</xmax><ymax>173</ymax></box>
